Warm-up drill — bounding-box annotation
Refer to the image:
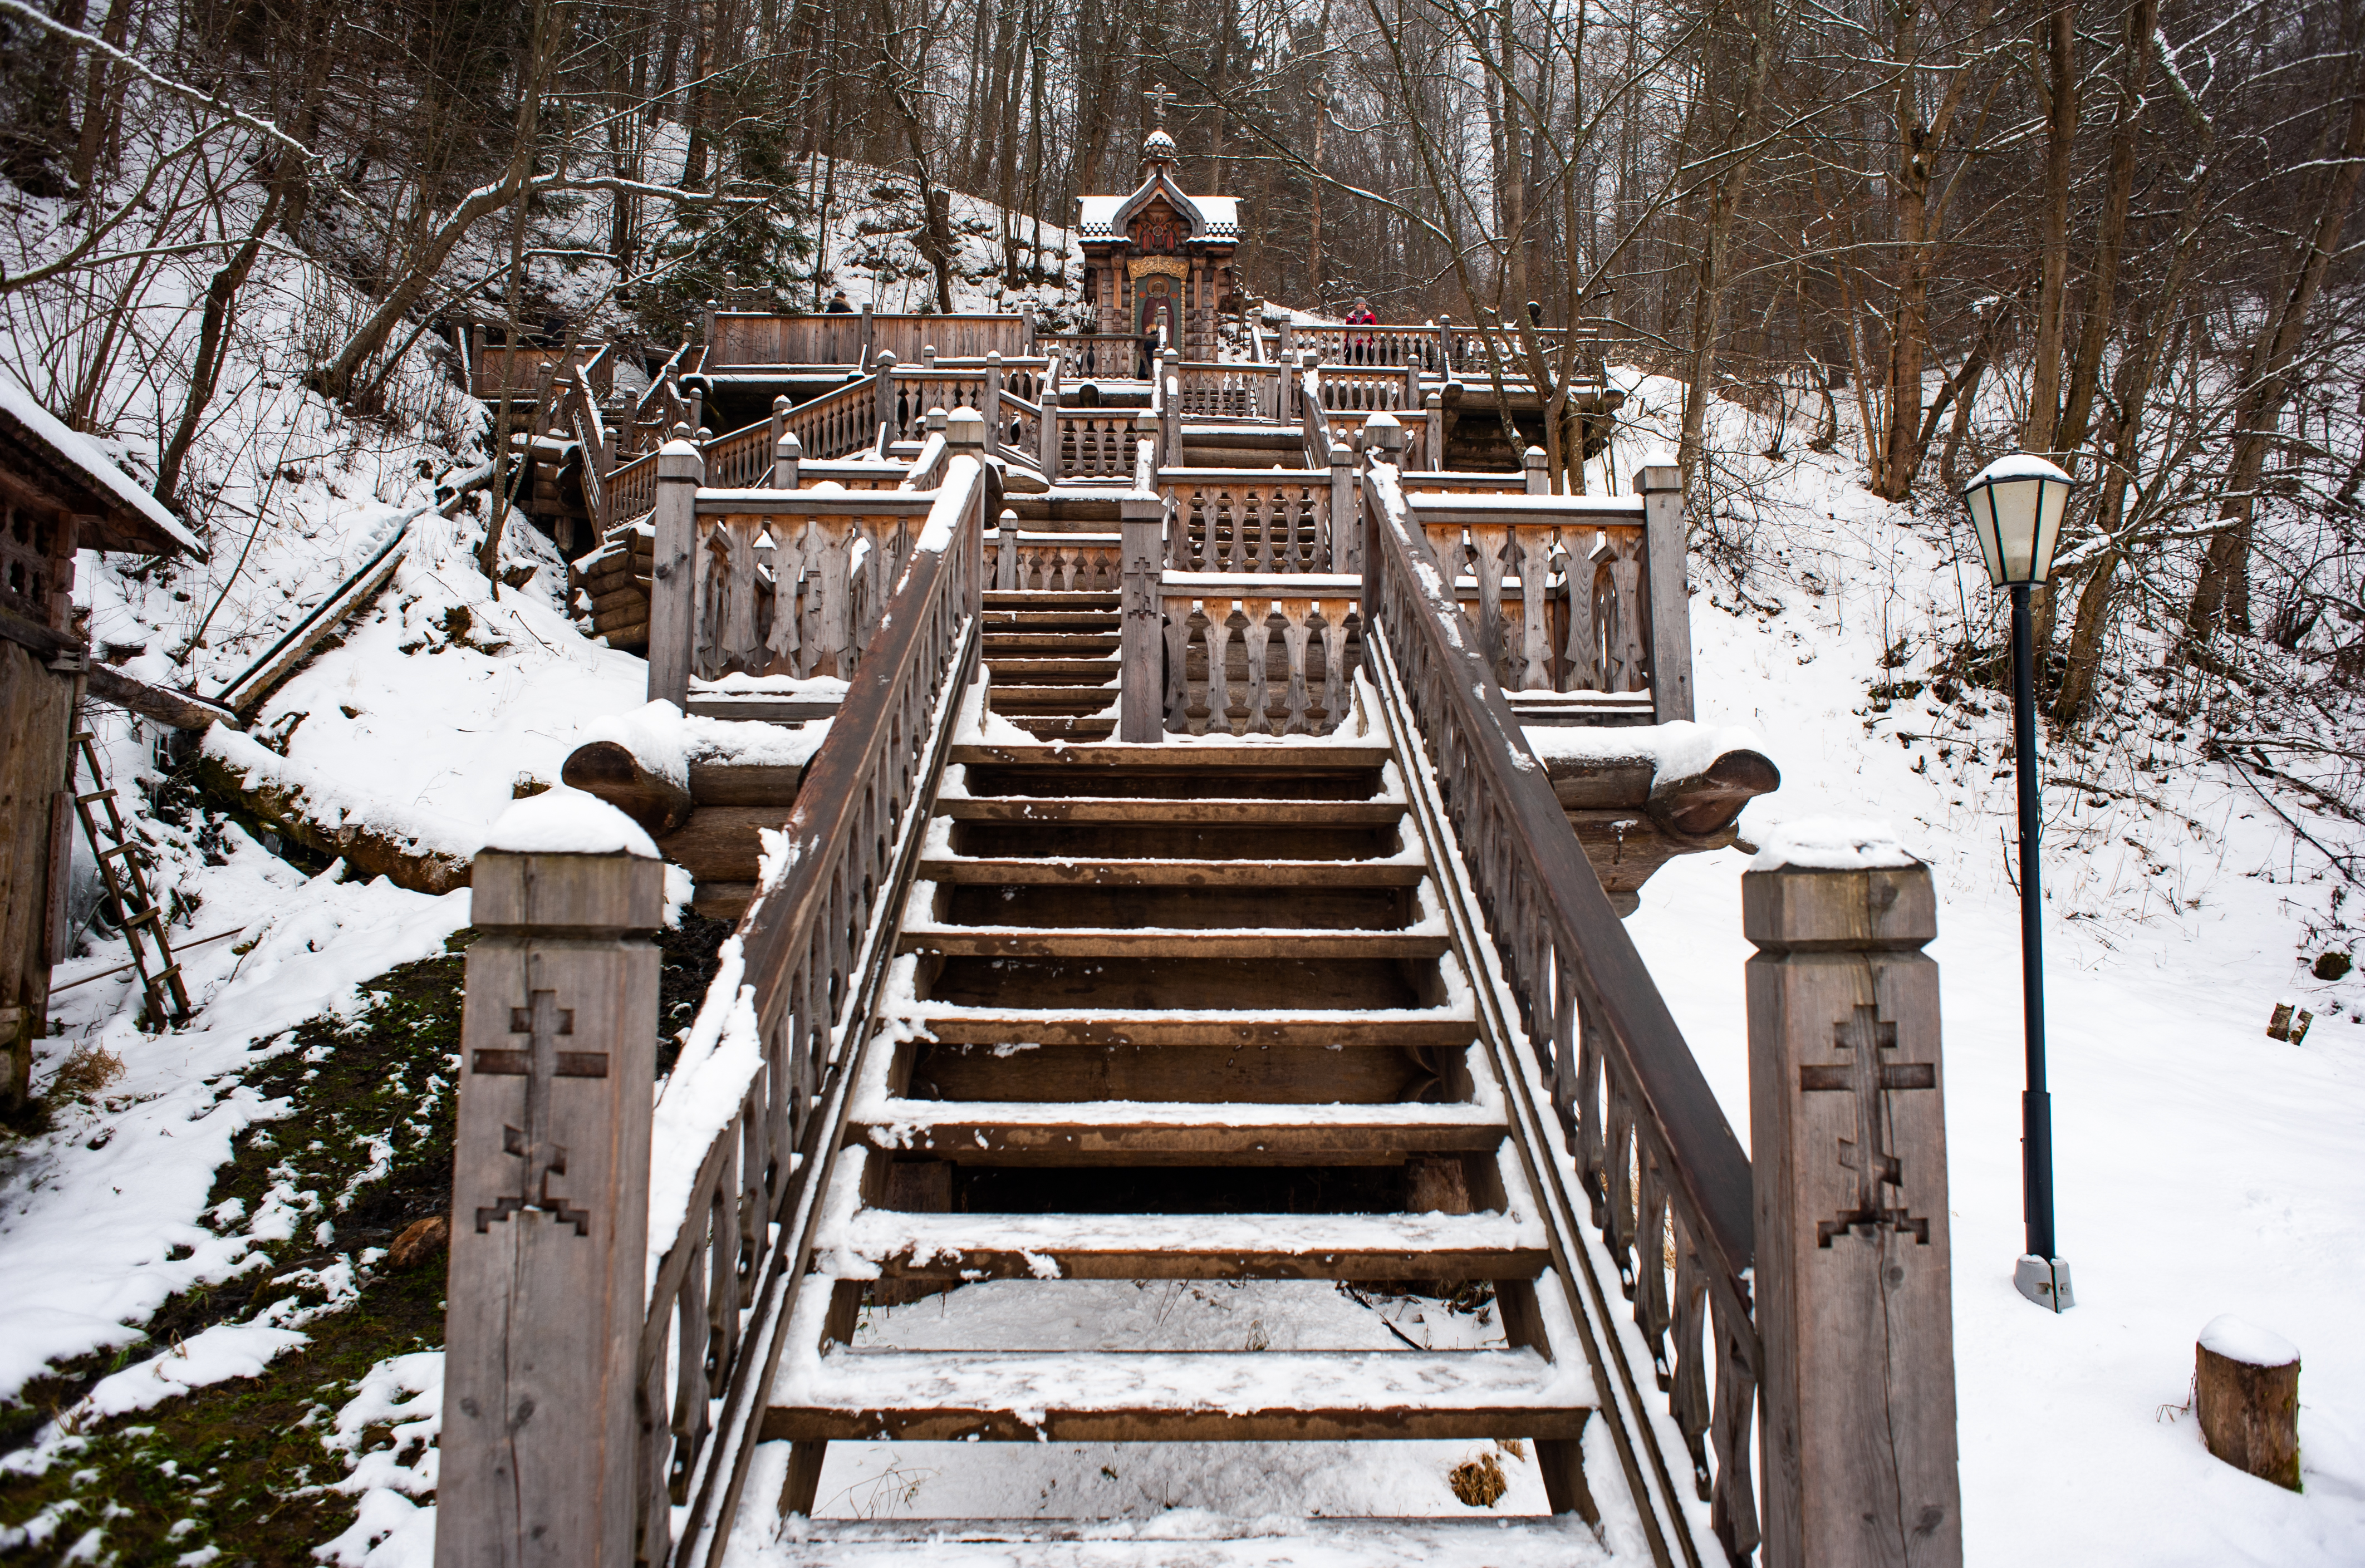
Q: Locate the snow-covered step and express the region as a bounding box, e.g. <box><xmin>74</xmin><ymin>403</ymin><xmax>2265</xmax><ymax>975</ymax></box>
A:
<box><xmin>949</xmin><ymin>740</ymin><xmax>1389</xmax><ymax>769</ymax></box>
<box><xmin>918</xmin><ymin>857</ymin><xmax>1426</xmax><ymax>888</ymax></box>
<box><xmin>899</xmin><ymin>925</ymin><xmax>1451</xmax><ymax>960</ymax></box>
<box><xmin>815</xmin><ymin>1158</ymin><xmax>1547</xmax><ymax>1282</ymax></box>
<box><xmin>904</xmin><ymin>1009</ymin><xmax>1477</xmax><ymax>1050</ymax></box>
<box><xmin>848</xmin><ymin>1094</ymin><xmax>1508</xmax><ymax>1159</ymax></box>
<box><xmin>764</xmin><ymin>1344</ymin><xmax>1592</xmax><ymax>1444</ymax></box>
<box><xmin>937</xmin><ymin>795</ymin><xmax>1407</xmax><ymax>826</ymax></box>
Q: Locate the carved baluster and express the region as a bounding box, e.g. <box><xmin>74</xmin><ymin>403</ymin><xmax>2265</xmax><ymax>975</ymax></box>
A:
<box><xmin>1670</xmin><ymin>1230</ymin><xmax>1713</xmax><ymax>1498</ymax></box>
<box><xmin>1468</xmin><ymin>521</ymin><xmax>1510</xmax><ymax>685</ymax></box>
<box><xmin>694</xmin><ymin>517</ymin><xmax>734</xmax><ymax>680</ymax></box>
<box><xmin>1204</xmin><ymin>601</ymin><xmax>1237</xmax><ymax>732</ymax></box>
<box><xmin>1606</xmin><ymin>1070</ymin><xmax>1639</xmax><ymax>1294</ymax></box>
<box><xmin>1162</xmin><ymin>596</ymin><xmax>1193</xmax><ymax>733</ymax></box>
<box><xmin>1315</xmin><ymin>599</ymin><xmax>1350</xmax><ymax>730</ymax></box>
<box><xmin>669</xmin><ymin>1228</ymin><xmax>708</xmax><ymax>1501</ymax></box>
<box><xmin>1516</xmin><ymin>524</ymin><xmax>1556</xmax><ymax>691</ymax></box>
<box><xmin>1278</xmin><ymin>597</ymin><xmax>1314</xmax><ymax>734</ymax></box>
<box><xmin>1710</xmin><ymin>1287</ymin><xmax>1763</xmax><ymax>1561</ymax></box>
<box><xmin>1237</xmin><ymin>597</ymin><xmax>1273</xmax><ymax>733</ymax></box>
<box><xmin>807</xmin><ymin>514</ymin><xmax>853</xmax><ymax>679</ymax></box>
<box><xmin>1607</xmin><ymin>531</ymin><xmax>1647</xmax><ymax>691</ymax></box>
<box><xmin>1563</xmin><ymin>541</ymin><xmax>1601</xmax><ymax>692</ymax></box>
<box><xmin>1576</xmin><ymin>1005</ymin><xmax>1608</xmax><ymax>1221</ymax></box>
<box><xmin>1637</xmin><ymin>1144</ymin><xmax>1674</xmax><ymax>1383</ymax></box>
<box><xmin>705</xmin><ymin>1153</ymin><xmax>739</xmax><ymax>1399</ymax></box>
<box><xmin>720</xmin><ymin>515</ymin><xmax>764</xmax><ymax>674</ymax></box>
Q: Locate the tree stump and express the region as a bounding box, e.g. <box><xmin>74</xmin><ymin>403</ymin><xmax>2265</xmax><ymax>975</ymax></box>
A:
<box><xmin>2196</xmin><ymin>1315</ymin><xmax>2301</xmax><ymax>1491</ymax></box>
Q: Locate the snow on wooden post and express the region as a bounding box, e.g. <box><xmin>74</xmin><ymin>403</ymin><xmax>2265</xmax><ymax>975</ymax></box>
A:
<box><xmin>1743</xmin><ymin>833</ymin><xmax>1961</xmax><ymax>1568</ymax></box>
<box><xmin>768</xmin><ymin>394</ymin><xmax>788</xmax><ymax>474</ymax></box>
<box><xmin>1523</xmin><ymin>445</ymin><xmax>1549</xmax><ymax>496</ymax></box>
<box><xmin>2196</xmin><ymin>1316</ymin><xmax>2302</xmax><ymax>1491</ymax></box>
<box><xmin>1424</xmin><ymin>392</ymin><xmax>1444</xmax><ymax>474</ymax></box>
<box><xmin>773</xmin><ymin>431</ymin><xmax>802</xmax><ymax>491</ymax></box>
<box><xmin>1039</xmin><ymin>386</ymin><xmax>1062</xmax><ymax>476</ymax></box>
<box><xmin>1329</xmin><ymin>445</ymin><xmax>1359</xmax><ymax>576</ymax></box>
<box><xmin>647</xmin><ymin>439</ymin><xmax>701</xmax><ymax>708</ymax></box>
<box><xmin>871</xmin><ymin>351</ymin><xmax>900</xmax><ymax>444</ymax></box>
<box><xmin>1637</xmin><ymin>464</ymin><xmax>1695</xmax><ymax>723</ymax></box>
<box><xmin>1160</xmin><ymin>347</ymin><xmax>1181</xmax><ymax>468</ymax></box>
<box><xmin>437</xmin><ymin>798</ymin><xmax>663</xmax><ymax>1568</ymax></box>
<box><xmin>1119</xmin><ymin>488</ymin><xmax>1166</xmax><ymax>742</ymax></box>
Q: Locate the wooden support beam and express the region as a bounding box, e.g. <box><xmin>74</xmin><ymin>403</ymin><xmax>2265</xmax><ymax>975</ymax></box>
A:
<box><xmin>1638</xmin><ymin>465</ymin><xmax>1694</xmax><ymax>722</ymax></box>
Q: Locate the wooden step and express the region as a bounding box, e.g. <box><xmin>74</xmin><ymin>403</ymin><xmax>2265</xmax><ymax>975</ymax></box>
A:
<box><xmin>899</xmin><ymin>926</ymin><xmax>1450</xmax><ymax>960</ymax></box>
<box><xmin>919</xmin><ymin>857</ymin><xmax>1424</xmax><ymax>888</ymax></box>
<box><xmin>982</xmin><ymin>591</ymin><xmax>1119</xmax><ymax>609</ymax></box>
<box><xmin>904</xmin><ymin>1010</ymin><xmax>1477</xmax><ymax>1049</ymax></box>
<box><xmin>1004</xmin><ymin>715</ymin><xmax>1118</xmax><ymax>740</ymax></box>
<box><xmin>848</xmin><ymin>1095</ymin><xmax>1504</xmax><ymax>1162</ymax></box>
<box><xmin>817</xmin><ymin>1158</ymin><xmax>1546</xmax><ymax>1281</ymax></box>
<box><xmin>984</xmin><ymin>685</ymin><xmax>1118</xmax><ymax>710</ymax></box>
<box><xmin>982</xmin><ymin>609</ymin><xmax>1122</xmax><ymax>630</ymax></box>
<box><xmin>982</xmin><ymin>657</ymin><xmax>1121</xmax><ymax>682</ymax></box>
<box><xmin>950</xmin><ymin>740</ymin><xmax>1387</xmax><ymax>769</ymax></box>
<box><xmin>764</xmin><ymin>1340</ymin><xmax>1590</xmax><ymax>1444</ymax></box>
<box><xmin>980</xmin><ymin>633</ymin><xmax>1121</xmax><ymax>657</ymax></box>
<box><xmin>936</xmin><ymin>797</ymin><xmax>1406</xmax><ymax>825</ymax></box>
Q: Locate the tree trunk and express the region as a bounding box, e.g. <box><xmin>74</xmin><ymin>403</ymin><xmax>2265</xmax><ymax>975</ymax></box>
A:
<box><xmin>2021</xmin><ymin>2</ymin><xmax>2075</xmax><ymax>454</ymax></box>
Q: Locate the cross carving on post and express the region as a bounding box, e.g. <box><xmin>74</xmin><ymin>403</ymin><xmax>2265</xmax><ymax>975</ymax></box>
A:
<box><xmin>473</xmin><ymin>988</ymin><xmax>606</xmax><ymax>1235</ymax></box>
<box><xmin>1803</xmin><ymin>1003</ymin><xmax>1936</xmax><ymax>1247</ymax></box>
<box><xmin>1147</xmin><ymin>80</ymin><xmax>1172</xmax><ymax>128</ymax></box>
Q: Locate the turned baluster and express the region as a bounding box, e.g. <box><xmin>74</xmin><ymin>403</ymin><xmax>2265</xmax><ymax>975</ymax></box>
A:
<box><xmin>1240</xmin><ymin>596</ymin><xmax>1275</xmax><ymax>733</ymax></box>
<box><xmin>1279</xmin><ymin>597</ymin><xmax>1314</xmax><ymax>734</ymax></box>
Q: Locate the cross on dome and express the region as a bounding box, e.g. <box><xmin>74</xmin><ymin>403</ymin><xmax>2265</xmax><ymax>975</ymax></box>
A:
<box><xmin>1147</xmin><ymin>80</ymin><xmax>1172</xmax><ymax>127</ymax></box>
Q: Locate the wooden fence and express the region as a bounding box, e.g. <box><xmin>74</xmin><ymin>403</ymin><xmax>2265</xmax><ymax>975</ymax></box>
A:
<box><xmin>705</xmin><ymin>308</ymin><xmax>1033</xmax><ymax>368</ymax></box>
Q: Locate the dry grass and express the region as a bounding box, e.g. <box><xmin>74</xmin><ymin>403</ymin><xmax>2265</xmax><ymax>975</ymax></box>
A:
<box><xmin>47</xmin><ymin>1043</ymin><xmax>124</xmax><ymax>1103</ymax></box>
<box><xmin>1447</xmin><ymin>1449</ymin><xmax>1508</xmax><ymax>1507</ymax></box>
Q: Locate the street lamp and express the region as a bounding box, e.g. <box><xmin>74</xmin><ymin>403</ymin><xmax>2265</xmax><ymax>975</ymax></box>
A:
<box><xmin>1961</xmin><ymin>453</ymin><xmax>2078</xmax><ymax>1313</ymax></box>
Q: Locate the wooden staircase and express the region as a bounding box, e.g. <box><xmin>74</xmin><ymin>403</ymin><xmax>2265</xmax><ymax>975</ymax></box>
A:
<box><xmin>761</xmin><ymin>723</ymin><xmax>1601</xmax><ymax>1521</ymax></box>
<box><xmin>980</xmin><ymin>589</ymin><xmax>1120</xmax><ymax>740</ymax></box>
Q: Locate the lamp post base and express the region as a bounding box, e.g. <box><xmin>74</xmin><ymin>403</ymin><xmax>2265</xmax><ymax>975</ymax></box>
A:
<box><xmin>2015</xmin><ymin>1254</ymin><xmax>2076</xmax><ymax>1313</ymax></box>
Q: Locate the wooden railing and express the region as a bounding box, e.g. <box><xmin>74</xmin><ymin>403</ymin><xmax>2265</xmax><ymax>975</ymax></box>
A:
<box><xmin>706</xmin><ymin>308</ymin><xmax>1033</xmax><ymax>368</ymax></box>
<box><xmin>1157</xmin><ymin>572</ymin><xmax>1362</xmax><ymax>736</ymax></box>
<box><xmin>778</xmin><ymin>376</ymin><xmax>877</xmax><ymax>462</ymax></box>
<box><xmin>637</xmin><ymin>453</ymin><xmax>985</xmax><ymax>1566</ymax></box>
<box><xmin>1174</xmin><ymin>361</ymin><xmax>1283</xmax><ymax>420</ymax></box>
<box><xmin>1157</xmin><ymin>468</ymin><xmax>1336</xmax><ymax>574</ymax></box>
<box><xmin>1406</xmin><ymin>484</ymin><xmax>1692</xmax><ymax>714</ymax></box>
<box><xmin>1358</xmin><ymin>432</ymin><xmax>1758</xmax><ymax>1562</ymax></box>
<box><xmin>1047</xmin><ymin>407</ymin><xmax>1139</xmax><ymax>478</ymax></box>
<box><xmin>1288</xmin><ymin>323</ymin><xmax>1444</xmax><ymax>371</ymax></box>
<box><xmin>1315</xmin><ymin>361</ymin><xmax>1418</xmax><ymax>415</ymax></box>
<box><xmin>1040</xmin><ymin>331</ymin><xmax>1142</xmax><ymax>379</ymax></box>
<box><xmin>997</xmin><ymin>388</ymin><xmax>1041</xmax><ymax>461</ymax></box>
<box><xmin>994</xmin><ymin>518</ymin><xmax>1121</xmax><ymax>592</ymax></box>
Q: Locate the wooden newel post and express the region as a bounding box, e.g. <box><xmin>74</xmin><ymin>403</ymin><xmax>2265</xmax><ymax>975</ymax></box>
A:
<box><xmin>1119</xmin><ymin>489</ymin><xmax>1165</xmax><ymax>743</ymax></box>
<box><xmin>1637</xmin><ymin>464</ymin><xmax>1695</xmax><ymax>722</ymax></box>
<box><xmin>438</xmin><ymin>833</ymin><xmax>663</xmax><ymax>1568</ymax></box>
<box><xmin>1744</xmin><ymin>857</ymin><xmax>1962</xmax><ymax>1568</ymax></box>
<box><xmin>1523</xmin><ymin>445</ymin><xmax>1549</xmax><ymax>496</ymax></box>
<box><xmin>647</xmin><ymin>439</ymin><xmax>702</xmax><ymax>707</ymax></box>
<box><xmin>774</xmin><ymin>431</ymin><xmax>802</xmax><ymax>491</ymax></box>
<box><xmin>1424</xmin><ymin>392</ymin><xmax>1444</xmax><ymax>474</ymax></box>
<box><xmin>1039</xmin><ymin>386</ymin><xmax>1062</xmax><ymax>476</ymax></box>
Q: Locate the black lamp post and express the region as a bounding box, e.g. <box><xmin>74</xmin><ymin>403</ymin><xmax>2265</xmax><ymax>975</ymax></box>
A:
<box><xmin>1961</xmin><ymin>453</ymin><xmax>2079</xmax><ymax>1314</ymax></box>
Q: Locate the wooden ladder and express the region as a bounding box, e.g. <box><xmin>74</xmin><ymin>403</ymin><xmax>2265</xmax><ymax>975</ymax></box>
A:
<box><xmin>70</xmin><ymin>730</ymin><xmax>189</xmax><ymax>1025</ymax></box>
<box><xmin>761</xmin><ymin>725</ymin><xmax>1603</xmax><ymax>1522</ymax></box>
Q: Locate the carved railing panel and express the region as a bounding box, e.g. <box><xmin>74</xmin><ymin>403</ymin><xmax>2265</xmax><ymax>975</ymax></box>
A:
<box><xmin>1053</xmin><ymin>410</ymin><xmax>1140</xmax><ymax>478</ymax></box>
<box><xmin>1040</xmin><ymin>332</ymin><xmax>1142</xmax><ymax>378</ymax></box>
<box><xmin>994</xmin><ymin>525</ymin><xmax>1121</xmax><ymax>593</ymax></box>
<box><xmin>639</xmin><ymin>458</ymin><xmax>985</xmax><ymax>1568</ymax></box>
<box><xmin>1157</xmin><ymin>470</ymin><xmax>1330</xmax><ymax>574</ymax></box>
<box><xmin>1174</xmin><ymin>362</ymin><xmax>1282</xmax><ymax>420</ymax></box>
<box><xmin>1159</xmin><ymin>572</ymin><xmax>1361</xmax><ymax>737</ymax></box>
<box><xmin>688</xmin><ymin>494</ymin><xmax>937</xmax><ymax>681</ymax></box>
<box><xmin>1360</xmin><ymin>453</ymin><xmax>1756</xmax><ymax>1564</ymax></box>
<box><xmin>1316</xmin><ymin>365</ymin><xmax>1412</xmax><ymax>414</ymax></box>
<box><xmin>779</xmin><ymin>379</ymin><xmax>877</xmax><ymax>461</ymax></box>
<box><xmin>1291</xmin><ymin>325</ymin><xmax>1442</xmax><ymax>370</ymax></box>
<box><xmin>1410</xmin><ymin>496</ymin><xmax>1656</xmax><ymax>699</ymax></box>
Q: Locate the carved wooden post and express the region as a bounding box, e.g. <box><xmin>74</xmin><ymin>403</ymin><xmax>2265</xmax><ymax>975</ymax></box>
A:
<box><xmin>437</xmin><ymin>826</ymin><xmax>663</xmax><ymax>1568</ymax></box>
<box><xmin>647</xmin><ymin>439</ymin><xmax>701</xmax><ymax>707</ymax></box>
<box><xmin>1402</xmin><ymin>358</ymin><xmax>1421</xmax><ymax>416</ymax></box>
<box><xmin>1160</xmin><ymin>347</ymin><xmax>1181</xmax><ymax>468</ymax></box>
<box><xmin>859</xmin><ymin>300</ymin><xmax>874</xmax><ymax>363</ymax></box>
<box><xmin>1119</xmin><ymin>490</ymin><xmax>1165</xmax><ymax>742</ymax></box>
<box><xmin>1435</xmin><ymin>316</ymin><xmax>1454</xmax><ymax>375</ymax></box>
<box><xmin>1524</xmin><ymin>445</ymin><xmax>1549</xmax><ymax>496</ymax></box>
<box><xmin>871</xmin><ymin>351</ymin><xmax>900</xmax><ymax>445</ymax></box>
<box><xmin>769</xmin><ymin>394</ymin><xmax>788</xmax><ymax>473</ymax></box>
<box><xmin>700</xmin><ymin>297</ymin><xmax>716</xmax><ymax>346</ymax></box>
<box><xmin>774</xmin><ymin>431</ymin><xmax>802</xmax><ymax>491</ymax></box>
<box><xmin>1424</xmin><ymin>392</ymin><xmax>1444</xmax><ymax>474</ymax></box>
<box><xmin>984</xmin><ymin>351</ymin><xmax>1003</xmax><ymax>459</ymax></box>
<box><xmin>1040</xmin><ymin>387</ymin><xmax>1062</xmax><ymax>476</ymax></box>
<box><xmin>997</xmin><ymin>507</ymin><xmax>1019</xmax><ymax>592</ymax></box>
<box><xmin>1356</xmin><ymin>414</ymin><xmax>1403</xmax><ymax>579</ymax></box>
<box><xmin>1637</xmin><ymin>464</ymin><xmax>1695</xmax><ymax>722</ymax></box>
<box><xmin>1744</xmin><ymin>856</ymin><xmax>1962</xmax><ymax>1568</ymax></box>
<box><xmin>1329</xmin><ymin>446</ymin><xmax>1357</xmax><ymax>576</ymax></box>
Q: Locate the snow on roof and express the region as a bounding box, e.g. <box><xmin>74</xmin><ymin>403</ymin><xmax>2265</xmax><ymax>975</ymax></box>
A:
<box><xmin>481</xmin><ymin>788</ymin><xmax>660</xmax><ymax>858</ymax></box>
<box><xmin>0</xmin><ymin>370</ymin><xmax>200</xmax><ymax>556</ymax></box>
<box><xmin>1076</xmin><ymin>193</ymin><xmax>1241</xmax><ymax>243</ymax></box>
<box><xmin>1748</xmin><ymin>815</ymin><xmax>1919</xmax><ymax>872</ymax></box>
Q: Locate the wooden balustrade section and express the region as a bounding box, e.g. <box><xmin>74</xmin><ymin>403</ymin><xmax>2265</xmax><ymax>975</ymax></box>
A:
<box><xmin>1358</xmin><ymin>439</ymin><xmax>1759</xmax><ymax>1563</ymax></box>
<box><xmin>1405</xmin><ymin>478</ymin><xmax>1691</xmax><ymax>719</ymax></box>
<box><xmin>1052</xmin><ymin>408</ymin><xmax>1140</xmax><ymax>478</ymax></box>
<box><xmin>1158</xmin><ymin>469</ymin><xmax>1334</xmax><ymax>573</ymax></box>
<box><xmin>706</xmin><ymin>309</ymin><xmax>1033</xmax><ymax>368</ymax></box>
<box><xmin>995</xmin><ymin>522</ymin><xmax>1121</xmax><ymax>593</ymax></box>
<box><xmin>1157</xmin><ymin>572</ymin><xmax>1362</xmax><ymax>736</ymax></box>
<box><xmin>636</xmin><ymin>456</ymin><xmax>985</xmax><ymax>1567</ymax></box>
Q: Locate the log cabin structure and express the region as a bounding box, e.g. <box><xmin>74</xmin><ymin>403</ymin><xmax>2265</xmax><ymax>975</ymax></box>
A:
<box><xmin>0</xmin><ymin>380</ymin><xmax>200</xmax><ymax>1105</ymax></box>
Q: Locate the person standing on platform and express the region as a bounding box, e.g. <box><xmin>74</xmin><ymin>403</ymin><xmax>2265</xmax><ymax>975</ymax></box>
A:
<box><xmin>1345</xmin><ymin>298</ymin><xmax>1378</xmax><ymax>363</ymax></box>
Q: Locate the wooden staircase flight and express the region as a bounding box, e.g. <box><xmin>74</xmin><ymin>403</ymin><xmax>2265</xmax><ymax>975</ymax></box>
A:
<box><xmin>759</xmin><ymin>711</ymin><xmax>1602</xmax><ymax>1523</ymax></box>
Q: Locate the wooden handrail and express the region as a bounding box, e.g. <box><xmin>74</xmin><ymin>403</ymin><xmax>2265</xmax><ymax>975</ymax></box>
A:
<box><xmin>642</xmin><ymin>456</ymin><xmax>987</xmax><ymax>1567</ymax></box>
<box><xmin>1360</xmin><ymin>441</ymin><xmax>1758</xmax><ymax>1562</ymax></box>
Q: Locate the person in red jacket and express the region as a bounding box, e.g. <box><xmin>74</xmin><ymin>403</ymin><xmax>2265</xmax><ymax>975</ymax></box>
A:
<box><xmin>1344</xmin><ymin>298</ymin><xmax>1378</xmax><ymax>363</ymax></box>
